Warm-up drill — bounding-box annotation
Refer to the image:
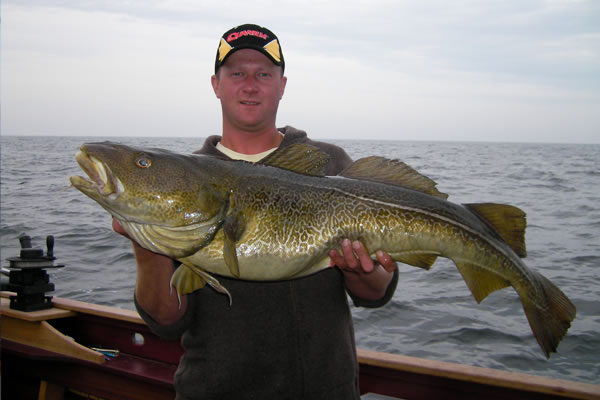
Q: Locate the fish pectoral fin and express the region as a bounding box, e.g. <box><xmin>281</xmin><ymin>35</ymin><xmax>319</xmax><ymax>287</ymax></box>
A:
<box><xmin>170</xmin><ymin>263</ymin><xmax>233</xmax><ymax>305</ymax></box>
<box><xmin>464</xmin><ymin>203</ymin><xmax>527</xmax><ymax>258</ymax></box>
<box><xmin>223</xmin><ymin>212</ymin><xmax>244</xmax><ymax>278</ymax></box>
<box><xmin>521</xmin><ymin>271</ymin><xmax>576</xmax><ymax>358</ymax></box>
<box><xmin>393</xmin><ymin>253</ymin><xmax>438</xmax><ymax>270</ymax></box>
<box><xmin>339</xmin><ymin>157</ymin><xmax>448</xmax><ymax>199</ymax></box>
<box><xmin>223</xmin><ymin>236</ymin><xmax>240</xmax><ymax>278</ymax></box>
<box><xmin>261</xmin><ymin>143</ymin><xmax>330</xmax><ymax>176</ymax></box>
<box><xmin>454</xmin><ymin>261</ymin><xmax>511</xmax><ymax>303</ymax></box>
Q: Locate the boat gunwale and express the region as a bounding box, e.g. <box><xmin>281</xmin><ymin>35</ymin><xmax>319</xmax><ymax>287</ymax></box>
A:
<box><xmin>2</xmin><ymin>292</ymin><xmax>599</xmax><ymax>400</ymax></box>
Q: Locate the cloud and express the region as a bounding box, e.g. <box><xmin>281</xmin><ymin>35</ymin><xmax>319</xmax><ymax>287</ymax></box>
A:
<box><xmin>2</xmin><ymin>0</ymin><xmax>599</xmax><ymax>143</ymax></box>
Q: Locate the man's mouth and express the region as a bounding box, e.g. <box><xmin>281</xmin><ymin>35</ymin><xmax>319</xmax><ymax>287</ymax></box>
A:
<box><xmin>240</xmin><ymin>101</ymin><xmax>259</xmax><ymax>105</ymax></box>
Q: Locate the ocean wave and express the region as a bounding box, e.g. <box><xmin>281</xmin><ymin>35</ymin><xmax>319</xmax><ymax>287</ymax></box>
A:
<box><xmin>2</xmin><ymin>136</ymin><xmax>599</xmax><ymax>384</ymax></box>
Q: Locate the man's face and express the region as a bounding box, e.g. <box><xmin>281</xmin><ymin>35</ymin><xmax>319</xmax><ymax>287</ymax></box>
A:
<box><xmin>212</xmin><ymin>49</ymin><xmax>287</xmax><ymax>133</ymax></box>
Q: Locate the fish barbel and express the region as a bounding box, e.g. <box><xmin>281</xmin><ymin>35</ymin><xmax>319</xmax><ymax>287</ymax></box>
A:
<box><xmin>70</xmin><ymin>141</ymin><xmax>576</xmax><ymax>358</ymax></box>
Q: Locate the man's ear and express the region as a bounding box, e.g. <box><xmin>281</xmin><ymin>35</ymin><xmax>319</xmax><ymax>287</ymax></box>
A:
<box><xmin>211</xmin><ymin>74</ymin><xmax>220</xmax><ymax>99</ymax></box>
<box><xmin>280</xmin><ymin>76</ymin><xmax>287</xmax><ymax>99</ymax></box>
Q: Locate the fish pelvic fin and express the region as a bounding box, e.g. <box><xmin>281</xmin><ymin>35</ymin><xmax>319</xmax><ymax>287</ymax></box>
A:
<box><xmin>522</xmin><ymin>271</ymin><xmax>576</xmax><ymax>358</ymax></box>
<box><xmin>464</xmin><ymin>203</ymin><xmax>527</xmax><ymax>258</ymax></box>
<box><xmin>454</xmin><ymin>261</ymin><xmax>511</xmax><ymax>303</ymax></box>
<box><xmin>170</xmin><ymin>263</ymin><xmax>233</xmax><ymax>305</ymax></box>
<box><xmin>261</xmin><ymin>143</ymin><xmax>330</xmax><ymax>176</ymax></box>
<box><xmin>339</xmin><ymin>157</ymin><xmax>448</xmax><ymax>199</ymax></box>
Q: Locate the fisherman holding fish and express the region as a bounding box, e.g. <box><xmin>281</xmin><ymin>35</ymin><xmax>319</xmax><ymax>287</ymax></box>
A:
<box><xmin>113</xmin><ymin>24</ymin><xmax>399</xmax><ymax>399</ymax></box>
<box><xmin>73</xmin><ymin>22</ymin><xmax>576</xmax><ymax>399</ymax></box>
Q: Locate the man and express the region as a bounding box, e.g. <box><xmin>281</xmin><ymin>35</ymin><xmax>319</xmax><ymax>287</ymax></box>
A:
<box><xmin>114</xmin><ymin>24</ymin><xmax>398</xmax><ymax>400</ymax></box>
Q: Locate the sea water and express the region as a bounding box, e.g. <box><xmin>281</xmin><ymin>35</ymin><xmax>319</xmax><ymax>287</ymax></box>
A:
<box><xmin>1</xmin><ymin>135</ymin><xmax>599</xmax><ymax>384</ymax></box>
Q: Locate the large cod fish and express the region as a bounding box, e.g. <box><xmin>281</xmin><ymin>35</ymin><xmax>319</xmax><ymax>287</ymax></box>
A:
<box><xmin>70</xmin><ymin>141</ymin><xmax>575</xmax><ymax>358</ymax></box>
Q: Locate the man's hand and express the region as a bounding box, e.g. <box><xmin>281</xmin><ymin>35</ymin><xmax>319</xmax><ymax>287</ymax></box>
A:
<box><xmin>112</xmin><ymin>217</ymin><xmax>187</xmax><ymax>324</ymax></box>
<box><xmin>112</xmin><ymin>217</ymin><xmax>130</xmax><ymax>239</ymax></box>
<box><xmin>329</xmin><ymin>239</ymin><xmax>397</xmax><ymax>301</ymax></box>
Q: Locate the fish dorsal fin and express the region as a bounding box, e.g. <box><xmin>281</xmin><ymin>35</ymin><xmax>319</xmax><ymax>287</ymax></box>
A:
<box><xmin>261</xmin><ymin>143</ymin><xmax>330</xmax><ymax>176</ymax></box>
<box><xmin>339</xmin><ymin>157</ymin><xmax>448</xmax><ymax>199</ymax></box>
<box><xmin>464</xmin><ymin>203</ymin><xmax>527</xmax><ymax>258</ymax></box>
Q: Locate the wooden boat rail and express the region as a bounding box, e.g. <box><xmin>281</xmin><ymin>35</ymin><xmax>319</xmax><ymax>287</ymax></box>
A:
<box><xmin>2</xmin><ymin>292</ymin><xmax>599</xmax><ymax>400</ymax></box>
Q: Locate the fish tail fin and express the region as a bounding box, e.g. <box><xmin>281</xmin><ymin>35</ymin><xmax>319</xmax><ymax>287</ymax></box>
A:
<box><xmin>522</xmin><ymin>271</ymin><xmax>576</xmax><ymax>358</ymax></box>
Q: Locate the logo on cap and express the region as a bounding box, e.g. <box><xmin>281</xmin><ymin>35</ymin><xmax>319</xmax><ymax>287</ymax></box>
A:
<box><xmin>226</xmin><ymin>30</ymin><xmax>268</xmax><ymax>42</ymax></box>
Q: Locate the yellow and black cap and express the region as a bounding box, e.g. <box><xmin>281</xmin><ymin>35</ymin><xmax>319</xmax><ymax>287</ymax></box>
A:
<box><xmin>215</xmin><ymin>24</ymin><xmax>284</xmax><ymax>74</ymax></box>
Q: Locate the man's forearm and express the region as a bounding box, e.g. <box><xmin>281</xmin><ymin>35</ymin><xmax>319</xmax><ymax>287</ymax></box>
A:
<box><xmin>133</xmin><ymin>241</ymin><xmax>188</xmax><ymax>325</ymax></box>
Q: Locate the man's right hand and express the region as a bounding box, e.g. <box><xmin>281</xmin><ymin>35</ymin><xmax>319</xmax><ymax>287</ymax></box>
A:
<box><xmin>112</xmin><ymin>217</ymin><xmax>131</xmax><ymax>239</ymax></box>
<box><xmin>112</xmin><ymin>217</ymin><xmax>187</xmax><ymax>324</ymax></box>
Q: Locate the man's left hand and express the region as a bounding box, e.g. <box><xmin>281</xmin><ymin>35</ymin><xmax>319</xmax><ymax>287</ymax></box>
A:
<box><xmin>329</xmin><ymin>239</ymin><xmax>397</xmax><ymax>301</ymax></box>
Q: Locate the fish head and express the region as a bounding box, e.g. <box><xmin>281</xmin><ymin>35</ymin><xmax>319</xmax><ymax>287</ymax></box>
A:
<box><xmin>70</xmin><ymin>141</ymin><xmax>227</xmax><ymax>227</ymax></box>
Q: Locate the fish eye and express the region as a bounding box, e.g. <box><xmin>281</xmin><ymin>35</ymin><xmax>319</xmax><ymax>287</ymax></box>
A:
<box><xmin>135</xmin><ymin>155</ymin><xmax>152</xmax><ymax>168</ymax></box>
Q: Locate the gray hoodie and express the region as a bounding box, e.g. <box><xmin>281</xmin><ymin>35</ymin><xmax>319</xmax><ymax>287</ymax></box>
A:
<box><xmin>136</xmin><ymin>126</ymin><xmax>398</xmax><ymax>400</ymax></box>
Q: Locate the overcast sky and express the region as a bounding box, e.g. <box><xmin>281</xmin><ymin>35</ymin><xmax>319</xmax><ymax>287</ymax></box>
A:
<box><xmin>2</xmin><ymin>0</ymin><xmax>599</xmax><ymax>143</ymax></box>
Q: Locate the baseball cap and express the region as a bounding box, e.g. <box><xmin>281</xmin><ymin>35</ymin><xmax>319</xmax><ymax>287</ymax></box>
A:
<box><xmin>215</xmin><ymin>24</ymin><xmax>284</xmax><ymax>74</ymax></box>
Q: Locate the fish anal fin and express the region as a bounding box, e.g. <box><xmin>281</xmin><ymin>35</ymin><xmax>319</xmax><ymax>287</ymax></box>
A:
<box><xmin>223</xmin><ymin>212</ymin><xmax>244</xmax><ymax>278</ymax></box>
<box><xmin>170</xmin><ymin>263</ymin><xmax>233</xmax><ymax>305</ymax></box>
<box><xmin>393</xmin><ymin>253</ymin><xmax>438</xmax><ymax>270</ymax></box>
<box><xmin>465</xmin><ymin>203</ymin><xmax>527</xmax><ymax>257</ymax></box>
<box><xmin>454</xmin><ymin>261</ymin><xmax>511</xmax><ymax>303</ymax></box>
<box><xmin>522</xmin><ymin>271</ymin><xmax>576</xmax><ymax>358</ymax></box>
<box><xmin>261</xmin><ymin>143</ymin><xmax>329</xmax><ymax>176</ymax></box>
<box><xmin>340</xmin><ymin>157</ymin><xmax>448</xmax><ymax>199</ymax></box>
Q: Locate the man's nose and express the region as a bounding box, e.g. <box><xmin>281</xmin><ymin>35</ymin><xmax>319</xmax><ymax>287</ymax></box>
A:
<box><xmin>242</xmin><ymin>76</ymin><xmax>258</xmax><ymax>92</ymax></box>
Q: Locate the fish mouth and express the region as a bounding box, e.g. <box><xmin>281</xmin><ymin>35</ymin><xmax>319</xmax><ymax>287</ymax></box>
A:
<box><xmin>70</xmin><ymin>148</ymin><xmax>120</xmax><ymax>198</ymax></box>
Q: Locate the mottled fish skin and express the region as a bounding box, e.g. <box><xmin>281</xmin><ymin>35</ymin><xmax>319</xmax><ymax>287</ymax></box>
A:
<box><xmin>70</xmin><ymin>141</ymin><xmax>576</xmax><ymax>358</ymax></box>
<box><xmin>187</xmin><ymin>167</ymin><xmax>501</xmax><ymax>278</ymax></box>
